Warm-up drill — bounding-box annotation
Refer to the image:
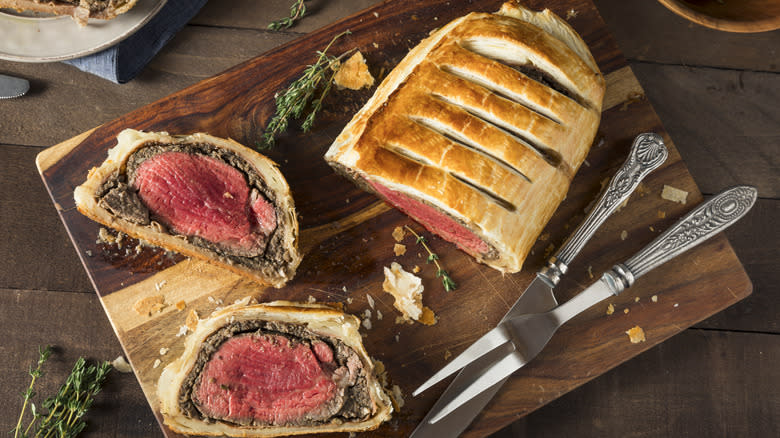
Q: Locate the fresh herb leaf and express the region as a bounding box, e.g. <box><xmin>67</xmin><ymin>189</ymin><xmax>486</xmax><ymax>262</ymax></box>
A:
<box><xmin>268</xmin><ymin>0</ymin><xmax>307</xmax><ymax>31</ymax></box>
<box><xmin>404</xmin><ymin>225</ymin><xmax>457</xmax><ymax>292</ymax></box>
<box><xmin>260</xmin><ymin>30</ymin><xmax>352</xmax><ymax>148</ymax></box>
<box><xmin>14</xmin><ymin>346</ymin><xmax>51</xmax><ymax>438</ymax></box>
<box><xmin>14</xmin><ymin>349</ymin><xmax>112</xmax><ymax>438</ymax></box>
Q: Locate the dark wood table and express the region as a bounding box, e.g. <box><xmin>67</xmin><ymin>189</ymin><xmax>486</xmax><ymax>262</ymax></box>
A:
<box><xmin>1</xmin><ymin>1</ymin><xmax>777</xmax><ymax>436</ymax></box>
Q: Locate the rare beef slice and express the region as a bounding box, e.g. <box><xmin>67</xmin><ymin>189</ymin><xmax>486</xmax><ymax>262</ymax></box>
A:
<box><xmin>74</xmin><ymin>130</ymin><xmax>301</xmax><ymax>288</ymax></box>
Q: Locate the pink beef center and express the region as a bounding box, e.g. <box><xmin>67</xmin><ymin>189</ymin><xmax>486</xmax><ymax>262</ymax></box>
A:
<box><xmin>133</xmin><ymin>152</ymin><xmax>276</xmax><ymax>254</ymax></box>
<box><xmin>369</xmin><ymin>180</ymin><xmax>489</xmax><ymax>255</ymax></box>
<box><xmin>193</xmin><ymin>334</ymin><xmax>339</xmax><ymax>425</ymax></box>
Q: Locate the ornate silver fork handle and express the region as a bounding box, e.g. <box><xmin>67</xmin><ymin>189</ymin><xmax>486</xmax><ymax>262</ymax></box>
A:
<box><xmin>603</xmin><ymin>185</ymin><xmax>758</xmax><ymax>293</ymax></box>
<box><xmin>540</xmin><ymin>132</ymin><xmax>669</xmax><ymax>286</ymax></box>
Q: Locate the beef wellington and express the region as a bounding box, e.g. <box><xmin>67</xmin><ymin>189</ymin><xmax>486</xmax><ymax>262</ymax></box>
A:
<box><xmin>74</xmin><ymin>129</ymin><xmax>301</xmax><ymax>288</ymax></box>
<box><xmin>157</xmin><ymin>299</ymin><xmax>393</xmax><ymax>436</ymax></box>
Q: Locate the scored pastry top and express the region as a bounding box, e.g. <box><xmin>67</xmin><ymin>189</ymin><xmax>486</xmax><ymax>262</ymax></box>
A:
<box><xmin>326</xmin><ymin>1</ymin><xmax>606</xmax><ymax>273</ymax></box>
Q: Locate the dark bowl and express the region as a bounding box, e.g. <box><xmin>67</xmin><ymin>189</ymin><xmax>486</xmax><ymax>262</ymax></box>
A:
<box><xmin>658</xmin><ymin>0</ymin><xmax>780</xmax><ymax>32</ymax></box>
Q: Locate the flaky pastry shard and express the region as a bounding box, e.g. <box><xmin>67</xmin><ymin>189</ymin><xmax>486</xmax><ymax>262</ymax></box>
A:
<box><xmin>325</xmin><ymin>1</ymin><xmax>605</xmax><ymax>272</ymax></box>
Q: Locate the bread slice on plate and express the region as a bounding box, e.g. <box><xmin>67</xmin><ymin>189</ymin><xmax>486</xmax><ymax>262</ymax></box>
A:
<box><xmin>157</xmin><ymin>298</ymin><xmax>394</xmax><ymax>436</ymax></box>
<box><xmin>0</xmin><ymin>0</ymin><xmax>138</xmax><ymax>25</ymax></box>
<box><xmin>325</xmin><ymin>1</ymin><xmax>605</xmax><ymax>273</ymax></box>
<box><xmin>74</xmin><ymin>129</ymin><xmax>302</xmax><ymax>288</ymax></box>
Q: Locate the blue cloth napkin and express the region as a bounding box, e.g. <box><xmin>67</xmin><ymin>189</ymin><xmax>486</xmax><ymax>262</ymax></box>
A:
<box><xmin>63</xmin><ymin>0</ymin><xmax>208</xmax><ymax>84</ymax></box>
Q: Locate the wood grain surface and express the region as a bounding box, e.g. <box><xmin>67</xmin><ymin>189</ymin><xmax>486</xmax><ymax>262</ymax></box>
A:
<box><xmin>32</xmin><ymin>0</ymin><xmax>754</xmax><ymax>436</ymax></box>
<box><xmin>1</xmin><ymin>0</ymin><xmax>775</xmax><ymax>437</ymax></box>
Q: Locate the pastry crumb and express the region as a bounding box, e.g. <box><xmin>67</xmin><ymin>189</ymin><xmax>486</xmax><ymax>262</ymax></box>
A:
<box><xmin>606</xmin><ymin>303</ymin><xmax>615</xmax><ymax>315</ymax></box>
<box><xmin>133</xmin><ymin>295</ymin><xmax>166</xmax><ymax>316</ymax></box>
<box><xmin>588</xmin><ymin>265</ymin><xmax>594</xmax><ymax>279</ymax></box>
<box><xmin>175</xmin><ymin>300</ymin><xmax>186</xmax><ymax>311</ymax></box>
<box><xmin>367</xmin><ymin>294</ymin><xmax>375</xmax><ymax>309</ymax></box>
<box><xmin>391</xmin><ymin>384</ymin><xmax>405</xmax><ymax>411</ymax></box>
<box><xmin>152</xmin><ymin>358</ymin><xmax>161</xmax><ymax>369</ymax></box>
<box><xmin>159</xmin><ymin>347</ymin><xmax>169</xmax><ymax>355</ymax></box>
<box><xmin>185</xmin><ymin>310</ymin><xmax>199</xmax><ymax>331</ymax></box>
<box><xmin>362</xmin><ymin>317</ymin><xmax>373</xmax><ymax>330</ymax></box>
<box><xmin>175</xmin><ymin>325</ymin><xmax>189</xmax><ymax>337</ymax></box>
<box><xmin>419</xmin><ymin>306</ymin><xmax>438</xmax><ymax>326</ymax></box>
<box><xmin>444</xmin><ymin>349</ymin><xmax>452</xmax><ymax>361</ymax></box>
<box><xmin>658</xmin><ymin>210</ymin><xmax>666</xmax><ymax>219</ymax></box>
<box><xmin>307</xmin><ymin>295</ymin><xmax>317</xmax><ymax>304</ymax></box>
<box><xmin>111</xmin><ymin>356</ymin><xmax>132</xmax><ymax>373</ymax></box>
<box><xmin>392</xmin><ymin>226</ymin><xmax>405</xmax><ymax>242</ymax></box>
<box><xmin>661</xmin><ymin>185</ymin><xmax>689</xmax><ymax>204</ymax></box>
<box><xmin>377</xmin><ymin>309</ymin><xmax>383</xmax><ymax>320</ymax></box>
<box><xmin>651</xmin><ymin>295</ymin><xmax>658</xmax><ymax>302</ymax></box>
<box><xmin>620</xmin><ymin>230</ymin><xmax>628</xmax><ymax>241</ymax></box>
<box><xmin>394</xmin><ymin>243</ymin><xmax>407</xmax><ymax>256</ymax></box>
<box><xmin>635</xmin><ymin>296</ymin><xmax>640</xmax><ymax>302</ymax></box>
<box><xmin>412</xmin><ymin>265</ymin><xmax>421</xmax><ymax>273</ymax></box>
<box><xmin>333</xmin><ymin>51</ymin><xmax>375</xmax><ymax>90</ymax></box>
<box><xmin>566</xmin><ymin>8</ymin><xmax>578</xmax><ymax>19</ymax></box>
<box><xmin>383</xmin><ymin>262</ymin><xmax>425</xmax><ymax>322</ymax></box>
<box><xmin>538</xmin><ymin>233</ymin><xmax>550</xmax><ymax>242</ymax></box>
<box><xmin>624</xmin><ymin>308</ymin><xmax>630</xmax><ymax>314</ymax></box>
<box><xmin>626</xmin><ymin>326</ymin><xmax>646</xmax><ymax>343</ymax></box>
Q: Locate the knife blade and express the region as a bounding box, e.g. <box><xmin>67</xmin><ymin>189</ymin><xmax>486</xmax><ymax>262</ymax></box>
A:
<box><xmin>410</xmin><ymin>133</ymin><xmax>669</xmax><ymax>436</ymax></box>
<box><xmin>0</xmin><ymin>73</ymin><xmax>30</xmax><ymax>99</ymax></box>
<box><xmin>416</xmin><ymin>185</ymin><xmax>757</xmax><ymax>421</ymax></box>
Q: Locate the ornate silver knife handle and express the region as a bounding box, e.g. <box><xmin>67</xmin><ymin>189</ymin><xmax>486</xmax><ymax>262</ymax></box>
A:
<box><xmin>603</xmin><ymin>185</ymin><xmax>758</xmax><ymax>294</ymax></box>
<box><xmin>540</xmin><ymin>133</ymin><xmax>668</xmax><ymax>286</ymax></box>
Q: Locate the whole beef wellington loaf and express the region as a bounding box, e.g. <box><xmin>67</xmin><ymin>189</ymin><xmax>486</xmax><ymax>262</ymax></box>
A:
<box><xmin>325</xmin><ymin>1</ymin><xmax>605</xmax><ymax>273</ymax></box>
<box><xmin>158</xmin><ymin>299</ymin><xmax>393</xmax><ymax>436</ymax></box>
<box><xmin>74</xmin><ymin>129</ymin><xmax>301</xmax><ymax>288</ymax></box>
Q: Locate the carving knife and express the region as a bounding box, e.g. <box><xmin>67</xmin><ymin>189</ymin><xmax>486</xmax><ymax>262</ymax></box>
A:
<box><xmin>0</xmin><ymin>73</ymin><xmax>30</xmax><ymax>99</ymax></box>
<box><xmin>410</xmin><ymin>133</ymin><xmax>669</xmax><ymax>437</ymax></box>
<box><xmin>415</xmin><ymin>185</ymin><xmax>757</xmax><ymax>422</ymax></box>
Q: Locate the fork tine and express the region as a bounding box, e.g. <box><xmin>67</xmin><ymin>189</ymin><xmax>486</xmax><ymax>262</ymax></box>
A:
<box><xmin>413</xmin><ymin>325</ymin><xmax>513</xmax><ymax>396</ymax></box>
<box><xmin>428</xmin><ymin>351</ymin><xmax>527</xmax><ymax>423</ymax></box>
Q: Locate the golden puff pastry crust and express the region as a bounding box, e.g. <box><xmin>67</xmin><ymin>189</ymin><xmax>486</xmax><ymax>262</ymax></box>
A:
<box><xmin>325</xmin><ymin>1</ymin><xmax>605</xmax><ymax>273</ymax></box>
<box><xmin>74</xmin><ymin>129</ymin><xmax>301</xmax><ymax>288</ymax></box>
<box><xmin>157</xmin><ymin>299</ymin><xmax>394</xmax><ymax>436</ymax></box>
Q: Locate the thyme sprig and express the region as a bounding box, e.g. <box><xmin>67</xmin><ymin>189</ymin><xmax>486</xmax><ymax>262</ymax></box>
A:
<box><xmin>14</xmin><ymin>349</ymin><xmax>112</xmax><ymax>438</ymax></box>
<box><xmin>14</xmin><ymin>346</ymin><xmax>52</xmax><ymax>438</ymax></box>
<box><xmin>260</xmin><ymin>29</ymin><xmax>353</xmax><ymax>149</ymax></box>
<box><xmin>404</xmin><ymin>225</ymin><xmax>458</xmax><ymax>292</ymax></box>
<box><xmin>268</xmin><ymin>0</ymin><xmax>307</xmax><ymax>30</ymax></box>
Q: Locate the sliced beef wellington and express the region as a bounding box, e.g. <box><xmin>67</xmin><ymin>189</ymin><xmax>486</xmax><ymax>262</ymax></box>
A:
<box><xmin>74</xmin><ymin>129</ymin><xmax>301</xmax><ymax>288</ymax></box>
<box><xmin>0</xmin><ymin>0</ymin><xmax>138</xmax><ymax>26</ymax></box>
<box><xmin>325</xmin><ymin>1</ymin><xmax>606</xmax><ymax>273</ymax></box>
<box><xmin>158</xmin><ymin>299</ymin><xmax>393</xmax><ymax>436</ymax></box>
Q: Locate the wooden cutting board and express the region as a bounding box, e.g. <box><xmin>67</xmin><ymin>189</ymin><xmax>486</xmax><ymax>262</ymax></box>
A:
<box><xmin>36</xmin><ymin>0</ymin><xmax>752</xmax><ymax>436</ymax></box>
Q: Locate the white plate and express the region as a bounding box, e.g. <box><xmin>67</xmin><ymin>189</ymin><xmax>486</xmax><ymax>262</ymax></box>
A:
<box><xmin>0</xmin><ymin>0</ymin><xmax>166</xmax><ymax>62</ymax></box>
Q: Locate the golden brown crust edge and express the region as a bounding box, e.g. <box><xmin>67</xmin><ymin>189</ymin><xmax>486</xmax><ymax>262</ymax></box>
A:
<box><xmin>73</xmin><ymin>129</ymin><xmax>302</xmax><ymax>289</ymax></box>
<box><xmin>157</xmin><ymin>299</ymin><xmax>394</xmax><ymax>437</ymax></box>
<box><xmin>325</xmin><ymin>2</ymin><xmax>605</xmax><ymax>273</ymax></box>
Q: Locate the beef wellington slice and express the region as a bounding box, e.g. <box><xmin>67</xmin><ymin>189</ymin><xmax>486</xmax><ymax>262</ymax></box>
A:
<box><xmin>157</xmin><ymin>299</ymin><xmax>393</xmax><ymax>436</ymax></box>
<box><xmin>74</xmin><ymin>129</ymin><xmax>301</xmax><ymax>288</ymax></box>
